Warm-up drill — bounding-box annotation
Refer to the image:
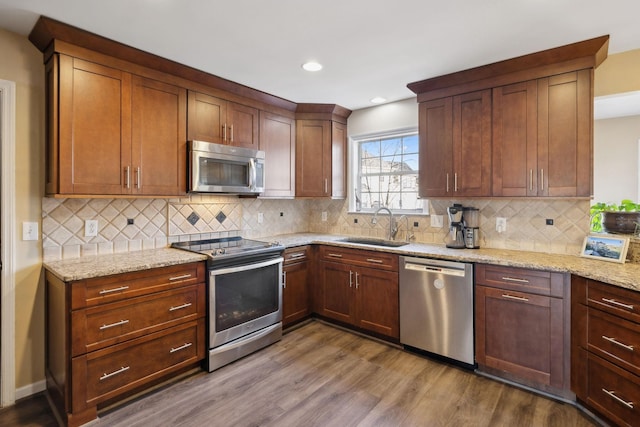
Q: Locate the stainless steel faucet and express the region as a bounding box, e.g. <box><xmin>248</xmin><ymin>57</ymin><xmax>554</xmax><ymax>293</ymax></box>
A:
<box><xmin>372</xmin><ymin>207</ymin><xmax>398</xmax><ymax>240</ymax></box>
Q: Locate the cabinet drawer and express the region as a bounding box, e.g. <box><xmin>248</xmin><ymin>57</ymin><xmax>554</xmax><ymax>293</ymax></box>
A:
<box><xmin>587</xmin><ymin>279</ymin><xmax>640</xmax><ymax>324</ymax></box>
<box><xmin>71</xmin><ymin>262</ymin><xmax>206</xmax><ymax>309</ymax></box>
<box><xmin>284</xmin><ymin>246</ymin><xmax>310</xmax><ymax>265</ymax></box>
<box><xmin>475</xmin><ymin>264</ymin><xmax>566</xmax><ymax>297</ymax></box>
<box><xmin>588</xmin><ymin>308</ymin><xmax>640</xmax><ymax>377</ymax></box>
<box><xmin>72</xmin><ymin>283</ymin><xmax>206</xmax><ymax>356</ymax></box>
<box><xmin>586</xmin><ymin>352</ymin><xmax>639</xmax><ymax>427</ymax></box>
<box><xmin>76</xmin><ymin>319</ymin><xmax>205</xmax><ymax>407</ymax></box>
<box><xmin>319</xmin><ymin>246</ymin><xmax>398</xmax><ymax>271</ymax></box>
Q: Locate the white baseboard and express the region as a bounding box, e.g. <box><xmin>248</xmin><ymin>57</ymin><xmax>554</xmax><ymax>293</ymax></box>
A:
<box><xmin>15</xmin><ymin>380</ymin><xmax>46</xmax><ymax>401</ymax></box>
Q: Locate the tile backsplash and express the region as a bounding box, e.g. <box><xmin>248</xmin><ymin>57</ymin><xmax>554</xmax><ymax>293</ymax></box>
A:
<box><xmin>43</xmin><ymin>195</ymin><xmax>636</xmax><ymax>263</ymax></box>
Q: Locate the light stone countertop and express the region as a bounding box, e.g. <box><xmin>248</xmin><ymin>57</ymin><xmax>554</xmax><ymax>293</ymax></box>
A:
<box><xmin>44</xmin><ymin>233</ymin><xmax>639</xmax><ymax>293</ymax></box>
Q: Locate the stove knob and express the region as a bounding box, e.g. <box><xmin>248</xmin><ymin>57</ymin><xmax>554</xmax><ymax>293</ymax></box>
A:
<box><xmin>214</xmin><ymin>248</ymin><xmax>226</xmax><ymax>256</ymax></box>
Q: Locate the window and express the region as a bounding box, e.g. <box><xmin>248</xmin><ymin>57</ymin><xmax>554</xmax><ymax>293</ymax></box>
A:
<box><xmin>350</xmin><ymin>129</ymin><xmax>425</xmax><ymax>214</ymax></box>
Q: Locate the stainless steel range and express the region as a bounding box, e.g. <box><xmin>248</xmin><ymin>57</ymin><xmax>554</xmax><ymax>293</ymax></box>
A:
<box><xmin>172</xmin><ymin>237</ymin><xmax>284</xmax><ymax>371</ymax></box>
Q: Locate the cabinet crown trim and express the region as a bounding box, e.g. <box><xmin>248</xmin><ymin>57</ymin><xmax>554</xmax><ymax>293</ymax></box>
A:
<box><xmin>407</xmin><ymin>35</ymin><xmax>609</xmax><ymax>96</ymax></box>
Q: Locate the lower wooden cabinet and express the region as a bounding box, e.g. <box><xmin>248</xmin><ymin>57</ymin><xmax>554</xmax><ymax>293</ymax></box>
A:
<box><xmin>317</xmin><ymin>246</ymin><xmax>399</xmax><ymax>340</ymax></box>
<box><xmin>475</xmin><ymin>264</ymin><xmax>571</xmax><ymax>397</ymax></box>
<box><xmin>572</xmin><ymin>276</ymin><xmax>640</xmax><ymax>426</ymax></box>
<box><xmin>45</xmin><ymin>262</ymin><xmax>207</xmax><ymax>427</ymax></box>
<box><xmin>282</xmin><ymin>246</ymin><xmax>311</xmax><ymax>327</ymax></box>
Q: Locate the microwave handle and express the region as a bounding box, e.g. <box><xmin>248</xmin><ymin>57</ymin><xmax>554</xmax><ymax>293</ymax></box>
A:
<box><xmin>249</xmin><ymin>158</ymin><xmax>257</xmax><ymax>191</ymax></box>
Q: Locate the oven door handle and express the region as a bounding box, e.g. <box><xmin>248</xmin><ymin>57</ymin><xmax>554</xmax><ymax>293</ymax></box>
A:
<box><xmin>209</xmin><ymin>256</ymin><xmax>284</xmax><ymax>277</ymax></box>
<box><xmin>249</xmin><ymin>158</ymin><xmax>257</xmax><ymax>192</ymax></box>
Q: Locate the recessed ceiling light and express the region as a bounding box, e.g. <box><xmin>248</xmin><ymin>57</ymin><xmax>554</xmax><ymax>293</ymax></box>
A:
<box><xmin>370</xmin><ymin>97</ymin><xmax>387</xmax><ymax>104</ymax></box>
<box><xmin>302</xmin><ymin>61</ymin><xmax>323</xmax><ymax>72</ymax></box>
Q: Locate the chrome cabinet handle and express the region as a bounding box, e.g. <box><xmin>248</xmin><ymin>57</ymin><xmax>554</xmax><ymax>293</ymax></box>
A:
<box><xmin>540</xmin><ymin>169</ymin><xmax>544</xmax><ymax>191</ymax></box>
<box><xmin>223</xmin><ymin>124</ymin><xmax>227</xmax><ymax>141</ymax></box>
<box><xmin>99</xmin><ymin>319</ymin><xmax>129</xmax><ymax>330</ymax></box>
<box><xmin>355</xmin><ymin>272</ymin><xmax>360</xmax><ymax>289</ymax></box>
<box><xmin>135</xmin><ymin>167</ymin><xmax>141</xmax><ymax>189</ymax></box>
<box><xmin>230</xmin><ymin>124</ymin><xmax>234</xmax><ymax>142</ymax></box>
<box><xmin>282</xmin><ymin>271</ymin><xmax>287</xmax><ymax>289</ymax></box>
<box><xmin>125</xmin><ymin>166</ymin><xmax>130</xmax><ymax>189</ymax></box>
<box><xmin>529</xmin><ymin>169</ymin><xmax>533</xmax><ymax>191</ymax></box>
<box><xmin>327</xmin><ymin>253</ymin><xmax>343</xmax><ymax>258</ymax></box>
<box><xmin>602</xmin><ymin>335</ymin><xmax>634</xmax><ymax>351</ymax></box>
<box><xmin>601</xmin><ymin>297</ymin><xmax>634</xmax><ymax>311</ymax></box>
<box><xmin>289</xmin><ymin>252</ymin><xmax>306</xmax><ymax>259</ymax></box>
<box><xmin>100</xmin><ymin>366</ymin><xmax>129</xmax><ymax>381</ymax></box>
<box><xmin>446</xmin><ymin>173</ymin><xmax>449</xmax><ymax>193</ymax></box>
<box><xmin>502</xmin><ymin>294</ymin><xmax>529</xmax><ymax>302</ymax></box>
<box><xmin>349</xmin><ymin>270</ymin><xmax>353</xmax><ymax>288</ymax></box>
<box><xmin>454</xmin><ymin>172</ymin><xmax>458</xmax><ymax>192</ymax></box>
<box><xmin>366</xmin><ymin>258</ymin><xmax>384</xmax><ymax>264</ymax></box>
<box><xmin>501</xmin><ymin>276</ymin><xmax>530</xmax><ymax>283</ymax></box>
<box><xmin>169</xmin><ymin>274</ymin><xmax>192</xmax><ymax>281</ymax></box>
<box><xmin>169</xmin><ymin>302</ymin><xmax>192</xmax><ymax>312</ymax></box>
<box><xmin>324</xmin><ymin>178</ymin><xmax>328</xmax><ymax>194</ymax></box>
<box><xmin>99</xmin><ymin>286</ymin><xmax>129</xmax><ymax>295</ymax></box>
<box><xmin>602</xmin><ymin>388</ymin><xmax>634</xmax><ymax>409</ymax></box>
<box><xmin>170</xmin><ymin>342</ymin><xmax>193</xmax><ymax>353</ymax></box>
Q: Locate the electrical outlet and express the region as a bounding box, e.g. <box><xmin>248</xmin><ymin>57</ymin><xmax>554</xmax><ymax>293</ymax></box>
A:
<box><xmin>257</xmin><ymin>212</ymin><xmax>264</xmax><ymax>224</ymax></box>
<box><xmin>430</xmin><ymin>215</ymin><xmax>443</xmax><ymax>228</ymax></box>
<box><xmin>496</xmin><ymin>217</ymin><xmax>507</xmax><ymax>233</ymax></box>
<box><xmin>22</xmin><ymin>222</ymin><xmax>38</xmax><ymax>241</ymax></box>
<box><xmin>85</xmin><ymin>220</ymin><xmax>98</xmax><ymax>237</ymax></box>
<box><xmin>321</xmin><ymin>211</ymin><xmax>328</xmax><ymax>222</ymax></box>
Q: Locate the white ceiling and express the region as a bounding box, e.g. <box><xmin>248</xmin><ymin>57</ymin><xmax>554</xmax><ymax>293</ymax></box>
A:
<box><xmin>0</xmin><ymin>0</ymin><xmax>639</xmax><ymax>111</ymax></box>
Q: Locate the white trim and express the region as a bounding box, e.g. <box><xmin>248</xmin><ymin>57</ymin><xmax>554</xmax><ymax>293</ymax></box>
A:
<box><xmin>0</xmin><ymin>79</ymin><xmax>17</xmax><ymax>407</ymax></box>
<box><xmin>15</xmin><ymin>380</ymin><xmax>46</xmax><ymax>401</ymax></box>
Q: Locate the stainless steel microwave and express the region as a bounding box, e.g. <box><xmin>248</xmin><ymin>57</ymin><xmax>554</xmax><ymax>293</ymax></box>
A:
<box><xmin>189</xmin><ymin>140</ymin><xmax>265</xmax><ymax>194</ymax></box>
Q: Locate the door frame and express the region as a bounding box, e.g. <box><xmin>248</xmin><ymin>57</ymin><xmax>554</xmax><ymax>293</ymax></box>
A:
<box><xmin>0</xmin><ymin>79</ymin><xmax>16</xmax><ymax>407</ymax></box>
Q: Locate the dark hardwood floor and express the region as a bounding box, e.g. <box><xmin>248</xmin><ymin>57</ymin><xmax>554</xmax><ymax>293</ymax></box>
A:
<box><xmin>1</xmin><ymin>321</ymin><xmax>598</xmax><ymax>426</ymax></box>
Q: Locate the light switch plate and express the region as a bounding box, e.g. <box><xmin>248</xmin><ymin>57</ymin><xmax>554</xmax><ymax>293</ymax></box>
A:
<box><xmin>85</xmin><ymin>220</ymin><xmax>98</xmax><ymax>237</ymax></box>
<box><xmin>257</xmin><ymin>212</ymin><xmax>264</xmax><ymax>224</ymax></box>
<box><xmin>22</xmin><ymin>222</ymin><xmax>38</xmax><ymax>241</ymax></box>
<box><xmin>430</xmin><ymin>215</ymin><xmax>444</xmax><ymax>228</ymax></box>
<box><xmin>321</xmin><ymin>211</ymin><xmax>328</xmax><ymax>222</ymax></box>
<box><xmin>496</xmin><ymin>217</ymin><xmax>507</xmax><ymax>233</ymax></box>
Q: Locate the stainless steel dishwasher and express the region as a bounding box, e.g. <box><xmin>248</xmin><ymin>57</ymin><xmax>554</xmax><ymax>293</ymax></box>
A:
<box><xmin>399</xmin><ymin>256</ymin><xmax>474</xmax><ymax>366</ymax></box>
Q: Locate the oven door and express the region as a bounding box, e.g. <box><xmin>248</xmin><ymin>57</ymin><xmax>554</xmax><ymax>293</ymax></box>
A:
<box><xmin>209</xmin><ymin>256</ymin><xmax>283</xmax><ymax>348</ymax></box>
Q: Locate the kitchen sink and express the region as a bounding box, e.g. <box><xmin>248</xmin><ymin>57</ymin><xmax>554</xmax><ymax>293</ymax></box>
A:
<box><xmin>340</xmin><ymin>237</ymin><xmax>409</xmax><ymax>247</ymax></box>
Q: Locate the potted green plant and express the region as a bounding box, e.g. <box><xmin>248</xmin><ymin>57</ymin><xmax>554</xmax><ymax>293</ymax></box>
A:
<box><xmin>590</xmin><ymin>199</ymin><xmax>640</xmax><ymax>234</ymax></box>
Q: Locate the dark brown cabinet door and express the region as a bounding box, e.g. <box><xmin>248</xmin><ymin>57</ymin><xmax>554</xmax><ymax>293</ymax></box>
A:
<box><xmin>227</xmin><ymin>102</ymin><xmax>259</xmax><ymax>149</ymax></box>
<box><xmin>355</xmin><ymin>268</ymin><xmax>399</xmax><ymax>339</ymax></box>
<box><xmin>282</xmin><ymin>260</ymin><xmax>309</xmax><ymax>327</ymax></box>
<box><xmin>418</xmin><ymin>90</ymin><xmax>490</xmax><ymax>197</ymax></box>
<box><xmin>476</xmin><ymin>285</ymin><xmax>565</xmax><ymax>389</ymax></box>
<box><xmin>58</xmin><ymin>56</ymin><xmax>132</xmax><ymax>195</ymax></box>
<box><xmin>492</xmin><ymin>80</ymin><xmax>538</xmax><ymax>196</ymax></box>
<box><xmin>453</xmin><ymin>90</ymin><xmax>492</xmax><ymax>196</ymax></box>
<box><xmin>132</xmin><ymin>76</ymin><xmax>187</xmax><ymax>196</ymax></box>
<box><xmin>331</xmin><ymin>121</ymin><xmax>347</xmax><ymax>199</ymax></box>
<box><xmin>319</xmin><ymin>261</ymin><xmax>354</xmax><ymax>324</ymax></box>
<box><xmin>259</xmin><ymin>112</ymin><xmax>295</xmax><ymax>198</ymax></box>
<box><xmin>187</xmin><ymin>91</ymin><xmax>226</xmax><ymax>144</ymax></box>
<box><xmin>418</xmin><ymin>97</ymin><xmax>453</xmax><ymax>197</ymax></box>
<box><xmin>296</xmin><ymin>119</ymin><xmax>331</xmax><ymax>197</ymax></box>
<box><xmin>537</xmin><ymin>69</ymin><xmax>592</xmax><ymax>197</ymax></box>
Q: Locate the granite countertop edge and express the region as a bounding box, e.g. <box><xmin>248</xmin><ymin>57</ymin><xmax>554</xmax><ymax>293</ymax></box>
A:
<box><xmin>43</xmin><ymin>233</ymin><xmax>639</xmax><ymax>293</ymax></box>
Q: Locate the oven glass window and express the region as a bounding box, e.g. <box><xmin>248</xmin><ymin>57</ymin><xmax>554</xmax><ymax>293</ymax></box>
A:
<box><xmin>214</xmin><ymin>263</ymin><xmax>279</xmax><ymax>332</ymax></box>
<box><xmin>200</xmin><ymin>157</ymin><xmax>248</xmax><ymax>187</ymax></box>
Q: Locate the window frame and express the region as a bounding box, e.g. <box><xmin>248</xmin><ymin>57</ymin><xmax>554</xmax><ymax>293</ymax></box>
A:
<box><xmin>348</xmin><ymin>127</ymin><xmax>428</xmax><ymax>215</ymax></box>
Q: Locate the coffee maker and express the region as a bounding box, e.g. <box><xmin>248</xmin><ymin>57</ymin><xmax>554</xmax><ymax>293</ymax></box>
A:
<box><xmin>445</xmin><ymin>204</ymin><xmax>465</xmax><ymax>249</ymax></box>
<box><xmin>463</xmin><ymin>207</ymin><xmax>480</xmax><ymax>249</ymax></box>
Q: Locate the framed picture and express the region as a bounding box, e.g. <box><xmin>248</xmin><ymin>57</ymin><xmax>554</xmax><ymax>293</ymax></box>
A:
<box><xmin>580</xmin><ymin>234</ymin><xmax>630</xmax><ymax>263</ymax></box>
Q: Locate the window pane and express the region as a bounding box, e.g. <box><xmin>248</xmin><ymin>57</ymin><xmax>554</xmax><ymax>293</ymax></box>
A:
<box><xmin>403</xmin><ymin>135</ymin><xmax>419</xmax><ymax>154</ymax></box>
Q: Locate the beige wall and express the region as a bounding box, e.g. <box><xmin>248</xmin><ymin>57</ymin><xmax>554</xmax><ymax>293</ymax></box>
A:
<box><xmin>595</xmin><ymin>48</ymin><xmax>640</xmax><ymax>96</ymax></box>
<box><xmin>0</xmin><ymin>29</ymin><xmax>45</xmax><ymax>393</ymax></box>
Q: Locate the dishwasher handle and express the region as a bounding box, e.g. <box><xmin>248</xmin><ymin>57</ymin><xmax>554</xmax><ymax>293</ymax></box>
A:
<box><xmin>403</xmin><ymin>261</ymin><xmax>467</xmax><ymax>277</ymax></box>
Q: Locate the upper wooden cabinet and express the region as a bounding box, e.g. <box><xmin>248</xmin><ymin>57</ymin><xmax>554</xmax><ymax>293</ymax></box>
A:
<box><xmin>259</xmin><ymin>111</ymin><xmax>296</xmax><ymax>198</ymax></box>
<box><xmin>47</xmin><ymin>54</ymin><xmax>187</xmax><ymax>196</ymax></box>
<box><xmin>493</xmin><ymin>71</ymin><xmax>592</xmax><ymax>197</ymax></box>
<box><xmin>295</xmin><ymin>104</ymin><xmax>351</xmax><ymax>198</ymax></box>
<box><xmin>409</xmin><ymin>35</ymin><xmax>609</xmax><ymax>199</ymax></box>
<box><xmin>187</xmin><ymin>90</ymin><xmax>259</xmax><ymax>149</ymax></box>
<box><xmin>418</xmin><ymin>90</ymin><xmax>491</xmax><ymax>197</ymax></box>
